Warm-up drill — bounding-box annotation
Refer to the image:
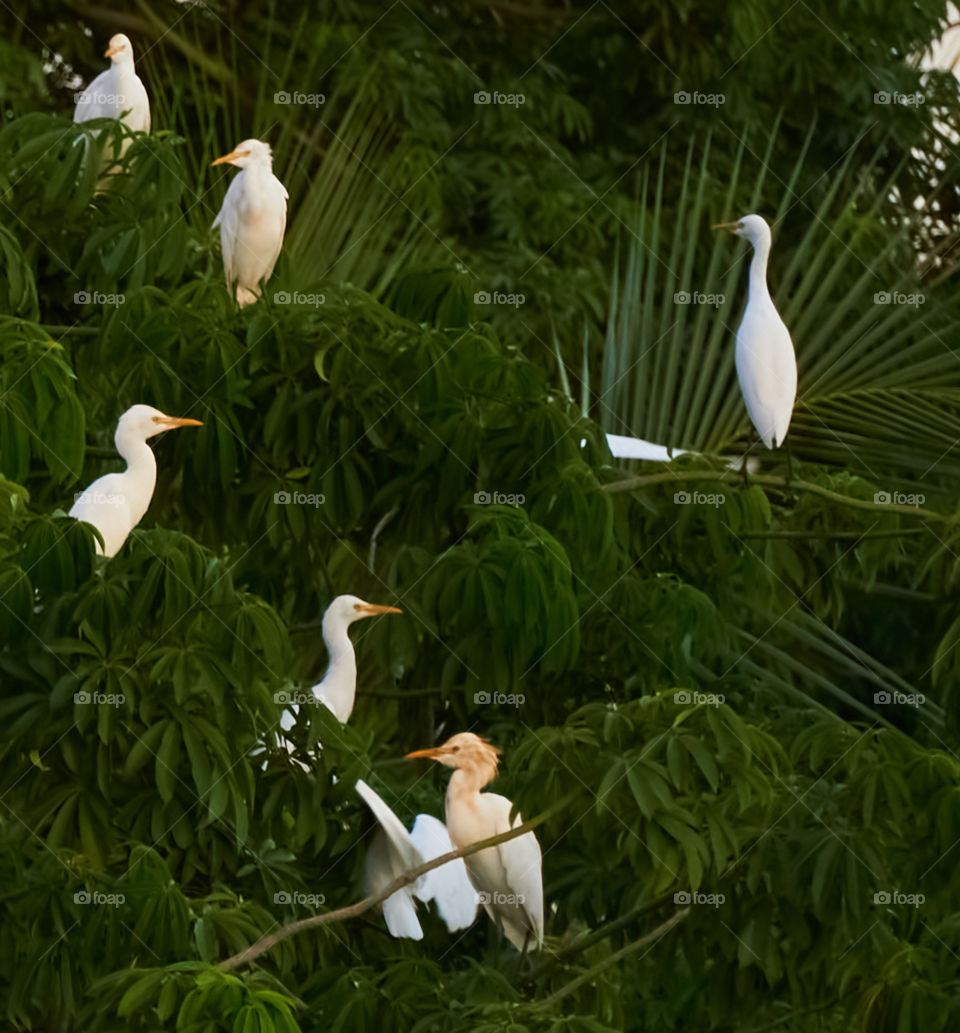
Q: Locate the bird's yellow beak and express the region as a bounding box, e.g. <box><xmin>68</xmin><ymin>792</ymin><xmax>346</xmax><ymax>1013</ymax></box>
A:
<box><xmin>104</xmin><ymin>43</ymin><xmax>124</xmax><ymax>57</ymax></box>
<box><xmin>405</xmin><ymin>746</ymin><xmax>446</xmax><ymax>760</ymax></box>
<box><xmin>155</xmin><ymin>415</ymin><xmax>204</xmax><ymax>429</ymax></box>
<box><xmin>355</xmin><ymin>602</ymin><xmax>403</xmax><ymax>618</ymax></box>
<box><xmin>210</xmin><ymin>149</ymin><xmax>249</xmax><ymax>167</ymax></box>
<box><xmin>712</xmin><ymin>221</ymin><xmax>742</xmax><ymax>232</ymax></box>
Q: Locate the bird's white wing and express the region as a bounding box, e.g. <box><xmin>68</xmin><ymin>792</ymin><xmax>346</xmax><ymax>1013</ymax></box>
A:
<box><xmin>606</xmin><ymin>434</ymin><xmax>688</xmax><ymax>461</ymax></box>
<box><xmin>463</xmin><ymin>794</ymin><xmax>543</xmax><ymax>950</ymax></box>
<box><xmin>68</xmin><ymin>471</ymin><xmax>134</xmax><ymax>557</ymax></box>
<box><xmin>365</xmin><ymin>830</ymin><xmax>423</xmax><ymax>939</ymax></box>
<box><xmin>735</xmin><ymin>302</ymin><xmax>796</xmax><ymax>450</ymax></box>
<box><xmin>212</xmin><ymin>174</ymin><xmax>245</xmax><ymax>291</ymax></box>
<box><xmin>356</xmin><ymin>779</ymin><xmax>426</xmax><ymax>939</ymax></box>
<box><xmin>74</xmin><ymin>69</ymin><xmax>117</xmax><ymax>122</ymax></box>
<box><xmin>410</xmin><ymin>814</ymin><xmax>478</xmax><ymax>932</ymax></box>
<box><xmin>263</xmin><ymin>175</ymin><xmax>288</xmax><ymax>280</ymax></box>
<box><xmin>122</xmin><ymin>75</ymin><xmax>151</xmax><ymax>133</ymax></box>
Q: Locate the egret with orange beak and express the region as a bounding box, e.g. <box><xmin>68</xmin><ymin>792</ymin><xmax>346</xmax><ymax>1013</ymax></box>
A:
<box><xmin>73</xmin><ymin>34</ymin><xmax>151</xmax><ymax>134</ymax></box>
<box><xmin>269</xmin><ymin>595</ymin><xmax>403</xmax><ymax>766</ymax></box>
<box><xmin>712</xmin><ymin>214</ymin><xmax>797</xmax><ymax>457</ymax></box>
<box><xmin>69</xmin><ymin>405</ymin><xmax>202</xmax><ymax>557</ymax></box>
<box><xmin>211</xmin><ymin>140</ymin><xmax>288</xmax><ymax>307</ymax></box>
<box><xmin>406</xmin><ymin>732</ymin><xmax>544</xmax><ymax>951</ymax></box>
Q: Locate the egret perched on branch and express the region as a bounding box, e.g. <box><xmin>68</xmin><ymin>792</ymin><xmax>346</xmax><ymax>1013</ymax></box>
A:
<box><xmin>355</xmin><ymin>778</ymin><xmax>478</xmax><ymax>939</ymax></box>
<box><xmin>211</xmin><ymin>140</ymin><xmax>288</xmax><ymax>307</ymax></box>
<box><xmin>713</xmin><ymin>214</ymin><xmax>797</xmax><ymax>454</ymax></box>
<box><xmin>69</xmin><ymin>405</ymin><xmax>202</xmax><ymax>557</ymax></box>
<box><xmin>272</xmin><ymin>596</ymin><xmax>402</xmax><ymax>763</ymax></box>
<box><xmin>73</xmin><ymin>34</ymin><xmax>151</xmax><ymax>134</ymax></box>
<box><xmin>406</xmin><ymin>732</ymin><xmax>544</xmax><ymax>951</ymax></box>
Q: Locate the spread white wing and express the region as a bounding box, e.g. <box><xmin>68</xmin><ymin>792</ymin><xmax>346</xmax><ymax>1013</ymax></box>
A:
<box><xmin>410</xmin><ymin>815</ymin><xmax>478</xmax><ymax>931</ymax></box>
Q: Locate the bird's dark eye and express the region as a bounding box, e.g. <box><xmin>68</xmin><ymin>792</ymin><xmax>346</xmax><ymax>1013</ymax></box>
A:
<box><xmin>451</xmin><ymin>746</ymin><xmax>459</xmax><ymax>753</ymax></box>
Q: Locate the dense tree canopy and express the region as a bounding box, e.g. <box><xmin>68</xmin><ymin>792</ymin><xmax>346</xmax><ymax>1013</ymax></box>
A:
<box><xmin>2</xmin><ymin>1</ymin><xmax>960</xmax><ymax>1031</ymax></box>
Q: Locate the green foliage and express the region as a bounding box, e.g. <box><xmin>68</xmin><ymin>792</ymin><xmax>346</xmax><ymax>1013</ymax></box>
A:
<box><xmin>1</xmin><ymin>1</ymin><xmax>960</xmax><ymax>1032</ymax></box>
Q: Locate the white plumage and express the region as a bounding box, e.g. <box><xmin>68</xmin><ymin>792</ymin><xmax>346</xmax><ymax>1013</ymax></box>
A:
<box><xmin>356</xmin><ymin>778</ymin><xmax>478</xmax><ymax>940</ymax></box>
<box><xmin>407</xmin><ymin>732</ymin><xmax>544</xmax><ymax>951</ymax></box>
<box><xmin>74</xmin><ymin>34</ymin><xmax>151</xmax><ymax>133</ymax></box>
<box><xmin>715</xmin><ymin>214</ymin><xmax>797</xmax><ymax>450</ymax></box>
<box><xmin>211</xmin><ymin>139</ymin><xmax>288</xmax><ymax>306</ymax></box>
<box><xmin>68</xmin><ymin>405</ymin><xmax>202</xmax><ymax>558</ymax></box>
<box><xmin>605</xmin><ymin>434</ymin><xmax>689</xmax><ymax>461</ymax></box>
<box><xmin>264</xmin><ymin>595</ymin><xmax>401</xmax><ymax>768</ymax></box>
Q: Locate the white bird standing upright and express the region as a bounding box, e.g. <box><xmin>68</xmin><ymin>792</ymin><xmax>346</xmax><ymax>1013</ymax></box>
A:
<box><xmin>69</xmin><ymin>405</ymin><xmax>202</xmax><ymax>557</ymax></box>
<box><xmin>355</xmin><ymin>778</ymin><xmax>478</xmax><ymax>940</ymax></box>
<box><xmin>406</xmin><ymin>732</ymin><xmax>544</xmax><ymax>951</ymax></box>
<box><xmin>272</xmin><ymin>595</ymin><xmax>402</xmax><ymax>765</ymax></box>
<box><xmin>713</xmin><ymin>214</ymin><xmax>797</xmax><ymax>451</ymax></box>
<box><xmin>211</xmin><ymin>140</ymin><xmax>288</xmax><ymax>307</ymax></box>
<box><xmin>74</xmin><ymin>34</ymin><xmax>151</xmax><ymax>134</ymax></box>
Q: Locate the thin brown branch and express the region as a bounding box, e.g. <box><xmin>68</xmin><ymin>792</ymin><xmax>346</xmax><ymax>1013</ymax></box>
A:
<box><xmin>536</xmin><ymin>907</ymin><xmax>690</xmax><ymax>1007</ymax></box>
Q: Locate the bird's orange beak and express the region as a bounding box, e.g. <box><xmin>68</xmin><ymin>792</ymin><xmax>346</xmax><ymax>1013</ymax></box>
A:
<box><xmin>156</xmin><ymin>416</ymin><xmax>204</xmax><ymax>429</ymax></box>
<box><xmin>712</xmin><ymin>221</ymin><xmax>741</xmax><ymax>231</ymax></box>
<box><xmin>211</xmin><ymin>149</ymin><xmax>249</xmax><ymax>167</ymax></box>
<box><xmin>104</xmin><ymin>43</ymin><xmax>124</xmax><ymax>57</ymax></box>
<box><xmin>405</xmin><ymin>746</ymin><xmax>446</xmax><ymax>760</ymax></box>
<box><xmin>355</xmin><ymin>602</ymin><xmax>402</xmax><ymax>617</ymax></box>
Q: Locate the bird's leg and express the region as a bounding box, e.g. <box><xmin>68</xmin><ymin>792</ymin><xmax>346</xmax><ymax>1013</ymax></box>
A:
<box><xmin>740</xmin><ymin>437</ymin><xmax>758</xmax><ymax>489</ymax></box>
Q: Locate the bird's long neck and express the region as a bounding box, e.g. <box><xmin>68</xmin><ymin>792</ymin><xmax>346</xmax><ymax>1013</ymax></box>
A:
<box><xmin>243</xmin><ymin>161</ymin><xmax>275</xmax><ymax>207</ymax></box>
<box><xmin>446</xmin><ymin>759</ymin><xmax>497</xmax><ymax>811</ymax></box>
<box><xmin>116</xmin><ymin>430</ymin><xmax>157</xmax><ymax>521</ymax></box>
<box><xmin>748</xmin><ymin>233</ymin><xmax>773</xmax><ymax>304</ymax></box>
<box><xmin>313</xmin><ymin>616</ymin><xmax>357</xmax><ymax>720</ymax></box>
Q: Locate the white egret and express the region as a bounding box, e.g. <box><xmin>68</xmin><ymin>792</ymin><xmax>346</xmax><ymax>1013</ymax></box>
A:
<box><xmin>406</xmin><ymin>732</ymin><xmax>544</xmax><ymax>951</ymax></box>
<box><xmin>713</xmin><ymin>215</ymin><xmax>797</xmax><ymax>452</ymax></box>
<box><xmin>69</xmin><ymin>405</ymin><xmax>202</xmax><ymax>557</ymax></box>
<box><xmin>74</xmin><ymin>34</ymin><xmax>151</xmax><ymax>133</ymax></box>
<box><xmin>211</xmin><ymin>140</ymin><xmax>288</xmax><ymax>307</ymax></box>
<box><xmin>355</xmin><ymin>778</ymin><xmax>478</xmax><ymax>939</ymax></box>
<box><xmin>269</xmin><ymin>596</ymin><xmax>402</xmax><ymax>767</ymax></box>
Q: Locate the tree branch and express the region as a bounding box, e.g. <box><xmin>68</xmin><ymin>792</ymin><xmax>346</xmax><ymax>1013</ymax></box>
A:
<box><xmin>218</xmin><ymin>803</ymin><xmax>563</xmax><ymax>972</ymax></box>
<box><xmin>602</xmin><ymin>470</ymin><xmax>949</xmax><ymax>521</ymax></box>
<box><xmin>536</xmin><ymin>907</ymin><xmax>690</xmax><ymax>1007</ymax></box>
